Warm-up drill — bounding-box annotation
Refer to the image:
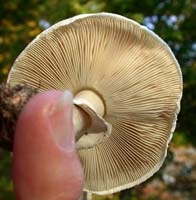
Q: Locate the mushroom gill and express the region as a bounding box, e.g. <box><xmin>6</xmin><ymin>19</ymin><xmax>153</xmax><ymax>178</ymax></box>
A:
<box><xmin>8</xmin><ymin>13</ymin><xmax>182</xmax><ymax>194</ymax></box>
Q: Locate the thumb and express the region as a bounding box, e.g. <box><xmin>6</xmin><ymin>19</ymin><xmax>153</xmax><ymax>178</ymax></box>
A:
<box><xmin>13</xmin><ymin>90</ymin><xmax>84</xmax><ymax>200</ymax></box>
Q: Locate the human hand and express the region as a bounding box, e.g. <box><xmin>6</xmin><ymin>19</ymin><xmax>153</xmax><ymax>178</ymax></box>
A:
<box><xmin>12</xmin><ymin>90</ymin><xmax>84</xmax><ymax>200</ymax></box>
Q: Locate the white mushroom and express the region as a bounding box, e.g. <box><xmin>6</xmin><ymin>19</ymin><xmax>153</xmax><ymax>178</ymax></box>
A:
<box><xmin>7</xmin><ymin>13</ymin><xmax>183</xmax><ymax>195</ymax></box>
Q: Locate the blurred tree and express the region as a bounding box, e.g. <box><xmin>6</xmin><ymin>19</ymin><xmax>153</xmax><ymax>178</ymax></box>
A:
<box><xmin>0</xmin><ymin>0</ymin><xmax>196</xmax><ymax>199</ymax></box>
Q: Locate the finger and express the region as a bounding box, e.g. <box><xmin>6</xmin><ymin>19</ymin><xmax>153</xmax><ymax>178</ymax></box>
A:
<box><xmin>13</xmin><ymin>90</ymin><xmax>84</xmax><ymax>200</ymax></box>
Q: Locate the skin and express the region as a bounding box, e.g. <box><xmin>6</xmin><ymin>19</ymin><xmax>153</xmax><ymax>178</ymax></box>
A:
<box><xmin>13</xmin><ymin>90</ymin><xmax>84</xmax><ymax>200</ymax></box>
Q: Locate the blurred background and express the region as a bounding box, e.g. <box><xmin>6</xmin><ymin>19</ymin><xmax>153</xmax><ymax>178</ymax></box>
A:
<box><xmin>0</xmin><ymin>0</ymin><xmax>196</xmax><ymax>199</ymax></box>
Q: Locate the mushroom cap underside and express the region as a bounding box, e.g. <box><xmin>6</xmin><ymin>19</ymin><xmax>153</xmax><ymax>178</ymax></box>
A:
<box><xmin>8</xmin><ymin>13</ymin><xmax>182</xmax><ymax>194</ymax></box>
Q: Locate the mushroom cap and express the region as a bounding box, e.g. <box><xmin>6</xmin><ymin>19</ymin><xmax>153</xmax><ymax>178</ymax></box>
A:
<box><xmin>8</xmin><ymin>13</ymin><xmax>183</xmax><ymax>194</ymax></box>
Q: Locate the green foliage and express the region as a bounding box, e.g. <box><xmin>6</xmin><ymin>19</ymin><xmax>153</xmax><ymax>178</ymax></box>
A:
<box><xmin>0</xmin><ymin>150</ymin><xmax>13</xmax><ymax>199</ymax></box>
<box><xmin>172</xmin><ymin>131</ymin><xmax>189</xmax><ymax>146</ymax></box>
<box><xmin>178</xmin><ymin>67</ymin><xmax>196</xmax><ymax>144</ymax></box>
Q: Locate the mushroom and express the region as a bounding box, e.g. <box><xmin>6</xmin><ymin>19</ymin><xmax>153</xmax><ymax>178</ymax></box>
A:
<box><xmin>7</xmin><ymin>13</ymin><xmax>182</xmax><ymax>195</ymax></box>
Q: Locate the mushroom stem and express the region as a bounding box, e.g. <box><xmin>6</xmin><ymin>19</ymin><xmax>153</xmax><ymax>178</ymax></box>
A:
<box><xmin>74</xmin><ymin>90</ymin><xmax>105</xmax><ymax>117</ymax></box>
<box><xmin>73</xmin><ymin>90</ymin><xmax>110</xmax><ymax>142</ymax></box>
<box><xmin>73</xmin><ymin>106</ymin><xmax>90</xmax><ymax>141</ymax></box>
<box><xmin>73</xmin><ymin>89</ymin><xmax>112</xmax><ymax>150</ymax></box>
